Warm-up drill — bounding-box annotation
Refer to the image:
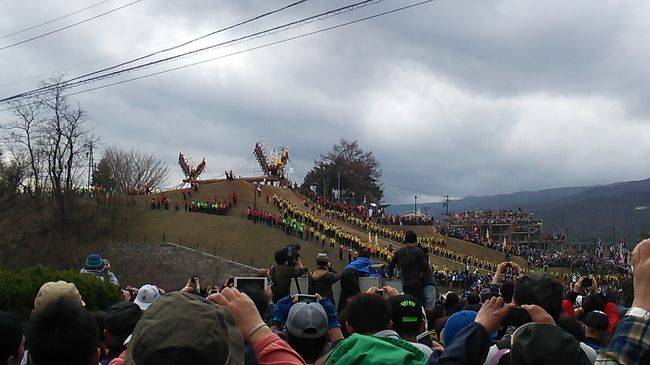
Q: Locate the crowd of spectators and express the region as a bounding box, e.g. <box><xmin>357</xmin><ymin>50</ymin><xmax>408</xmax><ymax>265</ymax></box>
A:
<box><xmin>271</xmin><ymin>195</ymin><xmax>504</xmax><ymax>273</ymax></box>
<box><xmin>3</xmin><ymin>238</ymin><xmax>649</xmax><ymax>365</ymax></box>
<box><xmin>305</xmin><ymin>191</ymin><xmax>435</xmax><ymax>227</ymax></box>
<box><xmin>446</xmin><ymin>209</ymin><xmax>543</xmax><ymax>226</ymax></box>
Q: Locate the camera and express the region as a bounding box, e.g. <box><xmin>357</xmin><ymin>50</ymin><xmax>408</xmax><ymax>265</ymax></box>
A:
<box><xmin>505</xmin><ymin>263</ymin><xmax>512</xmax><ymax>268</ymax></box>
<box><xmin>503</xmin><ymin>307</ymin><xmax>532</xmax><ymax>328</ymax></box>
<box><xmin>286</xmin><ymin>243</ymin><xmax>301</xmax><ymax>266</ymax></box>
<box><xmin>582</xmin><ymin>277</ymin><xmax>592</xmax><ymax>288</ymax></box>
<box><xmin>376</xmin><ymin>289</ymin><xmax>385</xmax><ymax>296</ymax></box>
<box><xmin>296</xmin><ymin>294</ymin><xmax>317</xmax><ymax>303</ymax></box>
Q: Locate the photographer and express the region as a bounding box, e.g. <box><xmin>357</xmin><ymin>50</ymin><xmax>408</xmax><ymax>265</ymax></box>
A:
<box><xmin>308</xmin><ymin>253</ymin><xmax>340</xmax><ymax>306</ymax></box>
<box><xmin>270</xmin><ymin>244</ymin><xmax>306</xmax><ymax>303</ymax></box>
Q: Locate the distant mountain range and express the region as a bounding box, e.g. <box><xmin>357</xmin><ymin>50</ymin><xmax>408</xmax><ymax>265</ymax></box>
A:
<box><xmin>387</xmin><ymin>178</ymin><xmax>650</xmax><ymax>245</ymax></box>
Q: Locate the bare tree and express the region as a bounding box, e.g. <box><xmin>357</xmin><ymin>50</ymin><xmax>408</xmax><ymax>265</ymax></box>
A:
<box><xmin>1</xmin><ymin>76</ymin><xmax>95</xmax><ymax>223</ymax></box>
<box><xmin>2</xmin><ymin>99</ymin><xmax>47</xmax><ymax>198</ymax></box>
<box><xmin>39</xmin><ymin>78</ymin><xmax>95</xmax><ymax>222</ymax></box>
<box><xmin>93</xmin><ymin>146</ymin><xmax>169</xmax><ymax>194</ymax></box>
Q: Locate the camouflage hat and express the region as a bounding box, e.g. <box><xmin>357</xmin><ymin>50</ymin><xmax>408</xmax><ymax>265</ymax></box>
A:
<box><xmin>126</xmin><ymin>292</ymin><xmax>243</xmax><ymax>365</ymax></box>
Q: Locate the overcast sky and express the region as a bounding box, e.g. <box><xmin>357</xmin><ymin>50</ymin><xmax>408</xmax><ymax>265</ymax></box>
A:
<box><xmin>1</xmin><ymin>0</ymin><xmax>649</xmax><ymax>204</ymax></box>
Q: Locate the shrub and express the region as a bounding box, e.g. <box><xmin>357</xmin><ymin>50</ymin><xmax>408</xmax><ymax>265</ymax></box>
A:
<box><xmin>0</xmin><ymin>266</ymin><xmax>122</xmax><ymax>318</ymax></box>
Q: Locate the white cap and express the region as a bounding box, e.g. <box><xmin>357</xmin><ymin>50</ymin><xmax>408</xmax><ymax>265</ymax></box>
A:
<box><xmin>134</xmin><ymin>284</ymin><xmax>160</xmax><ymax>310</ymax></box>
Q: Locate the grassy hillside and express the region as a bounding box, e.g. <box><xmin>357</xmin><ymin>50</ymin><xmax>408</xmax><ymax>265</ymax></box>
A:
<box><xmin>112</xmin><ymin>207</ymin><xmax>350</xmax><ymax>272</ymax></box>
<box><xmin>123</xmin><ymin>179</ymin><xmax>525</xmax><ymax>272</ymax></box>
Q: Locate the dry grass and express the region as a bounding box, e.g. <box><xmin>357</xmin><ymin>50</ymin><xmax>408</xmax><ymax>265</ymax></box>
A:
<box><xmin>111</xmin><ymin>207</ymin><xmax>350</xmax><ymax>272</ymax></box>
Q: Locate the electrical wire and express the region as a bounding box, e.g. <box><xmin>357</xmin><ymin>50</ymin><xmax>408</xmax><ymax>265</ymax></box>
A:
<box><xmin>0</xmin><ymin>0</ymin><xmax>114</xmax><ymax>40</ymax></box>
<box><xmin>1</xmin><ymin>0</ymin><xmax>383</xmax><ymax>102</ymax></box>
<box><xmin>384</xmin><ymin>182</ymin><xmax>444</xmax><ymax>199</ymax></box>
<box><xmin>0</xmin><ymin>0</ymin><xmax>145</xmax><ymax>51</ymax></box>
<box><xmin>0</xmin><ymin>0</ymin><xmax>435</xmax><ymax>111</ymax></box>
<box><xmin>1</xmin><ymin>0</ymin><xmax>310</xmax><ymax>91</ymax></box>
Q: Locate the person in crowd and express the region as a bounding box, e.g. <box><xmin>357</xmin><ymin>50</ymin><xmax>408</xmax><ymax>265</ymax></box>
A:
<box><xmin>0</xmin><ymin>311</ymin><xmax>24</xmax><ymax>365</ymax></box>
<box><xmin>108</xmin><ymin>290</ymin><xmax>306</xmax><ymax>365</ymax></box>
<box><xmin>33</xmin><ymin>281</ymin><xmax>86</xmax><ymax>314</ymax></box>
<box><xmin>319</xmin><ymin>291</ymin><xmax>430</xmax><ymax>364</ymax></box>
<box><xmin>464</xmin><ymin>293</ymin><xmax>481</xmax><ymax>312</ymax></box>
<box><xmin>308</xmin><ymin>253</ymin><xmax>340</xmax><ymax>306</ymax></box>
<box><xmin>388</xmin><ymin>293</ymin><xmax>440</xmax><ymax>357</ymax></box>
<box><xmin>28</xmin><ymin>298</ymin><xmax>100</xmax><ymax>365</ymax></box>
<box><xmin>100</xmin><ymin>302</ymin><xmax>142</xmax><ymax>365</ymax></box>
<box><xmin>337</xmin><ymin>250</ymin><xmax>372</xmax><ymax>313</ymax></box>
<box><xmin>133</xmin><ymin>284</ymin><xmax>160</xmax><ymax>311</ymax></box>
<box><xmin>238</xmin><ymin>286</ymin><xmax>273</xmax><ymax>365</ymax></box>
<box><xmin>387</xmin><ymin>231</ymin><xmax>433</xmax><ymax>305</ymax></box>
<box><xmin>434</xmin><ymin>291</ymin><xmax>460</xmax><ymax>338</ymax></box>
<box><xmin>443</xmin><ymin>310</ymin><xmax>485</xmax><ymax>348</ymax></box>
<box><xmin>483</xmin><ymin>272</ymin><xmax>598</xmax><ymax>364</ymax></box>
<box><xmin>79</xmin><ymin>254</ymin><xmax>119</xmax><ymax>286</ymax></box>
<box><xmin>269</xmin><ymin>246</ymin><xmax>306</xmax><ymax>303</ymax></box>
<box><xmin>91</xmin><ymin>311</ymin><xmax>107</xmax><ymax>361</ymax></box>
<box><xmin>596</xmin><ymin>238</ymin><xmax>650</xmax><ymax>364</ymax></box>
<box><xmin>271</xmin><ymin>296</ymin><xmax>342</xmax><ymax>363</ymax></box>
<box><xmin>582</xmin><ymin>311</ymin><xmax>609</xmax><ymax>351</ymax></box>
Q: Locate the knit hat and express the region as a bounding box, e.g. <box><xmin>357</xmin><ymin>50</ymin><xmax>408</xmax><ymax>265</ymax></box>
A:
<box><xmin>133</xmin><ymin>284</ymin><xmax>160</xmax><ymax>310</ymax></box>
<box><xmin>316</xmin><ymin>253</ymin><xmax>330</xmax><ymax>263</ymax></box>
<box><xmin>127</xmin><ymin>292</ymin><xmax>243</xmax><ymax>365</ymax></box>
<box><xmin>105</xmin><ymin>302</ymin><xmax>142</xmax><ymax>349</ymax></box>
<box><xmin>84</xmin><ymin>254</ymin><xmax>106</xmax><ymax>271</ymax></box>
<box><xmin>324</xmin><ymin>333</ymin><xmax>427</xmax><ymax>365</ymax></box>
<box><xmin>583</xmin><ymin>310</ymin><xmax>608</xmax><ymax>332</ymax></box>
<box><xmin>404</xmin><ymin>231</ymin><xmax>417</xmax><ymax>244</ymax></box>
<box><xmin>510</xmin><ymin>323</ymin><xmax>580</xmax><ymax>365</ymax></box>
<box><xmin>443</xmin><ymin>310</ymin><xmax>476</xmax><ymax>346</ymax></box>
<box><xmin>286</xmin><ymin>302</ymin><xmax>328</xmax><ymax>339</ymax></box>
<box><xmin>389</xmin><ymin>294</ymin><xmax>423</xmax><ymax>336</ymax></box>
<box><xmin>34</xmin><ymin>281</ymin><xmax>85</xmax><ymax>313</ymax></box>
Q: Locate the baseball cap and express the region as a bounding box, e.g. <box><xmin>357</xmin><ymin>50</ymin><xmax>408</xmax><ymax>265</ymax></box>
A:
<box><xmin>134</xmin><ymin>284</ymin><xmax>160</xmax><ymax>310</ymax></box>
<box><xmin>34</xmin><ymin>281</ymin><xmax>85</xmax><ymax>313</ymax></box>
<box><xmin>510</xmin><ymin>323</ymin><xmax>580</xmax><ymax>365</ymax></box>
<box><xmin>127</xmin><ymin>292</ymin><xmax>243</xmax><ymax>365</ymax></box>
<box><xmin>105</xmin><ymin>302</ymin><xmax>142</xmax><ymax>349</ymax></box>
<box><xmin>443</xmin><ymin>310</ymin><xmax>476</xmax><ymax>347</ymax></box>
<box><xmin>388</xmin><ymin>294</ymin><xmax>423</xmax><ymax>335</ymax></box>
<box><xmin>286</xmin><ymin>302</ymin><xmax>328</xmax><ymax>339</ymax></box>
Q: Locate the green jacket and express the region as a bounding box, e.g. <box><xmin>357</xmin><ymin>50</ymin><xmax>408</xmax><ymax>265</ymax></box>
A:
<box><xmin>325</xmin><ymin>333</ymin><xmax>428</xmax><ymax>365</ymax></box>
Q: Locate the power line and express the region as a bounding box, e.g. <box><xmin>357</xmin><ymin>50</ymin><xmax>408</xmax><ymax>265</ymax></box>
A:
<box><xmin>1</xmin><ymin>0</ymin><xmax>436</xmax><ymax>111</ymax></box>
<box><xmin>1</xmin><ymin>0</ymin><xmax>382</xmax><ymax>102</ymax></box>
<box><xmin>0</xmin><ymin>0</ymin><xmax>114</xmax><ymax>40</ymax></box>
<box><xmin>0</xmin><ymin>0</ymin><xmax>308</xmax><ymax>93</ymax></box>
<box><xmin>0</xmin><ymin>0</ymin><xmax>145</xmax><ymax>51</ymax></box>
<box><xmin>384</xmin><ymin>182</ymin><xmax>444</xmax><ymax>200</ymax></box>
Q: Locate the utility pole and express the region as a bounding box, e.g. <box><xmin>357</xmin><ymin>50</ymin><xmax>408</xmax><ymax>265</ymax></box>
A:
<box><xmin>337</xmin><ymin>172</ymin><xmax>341</xmax><ymax>202</ymax></box>
<box><xmin>86</xmin><ymin>141</ymin><xmax>94</xmax><ymax>191</ymax></box>
<box><xmin>414</xmin><ymin>195</ymin><xmax>417</xmax><ymax>216</ymax></box>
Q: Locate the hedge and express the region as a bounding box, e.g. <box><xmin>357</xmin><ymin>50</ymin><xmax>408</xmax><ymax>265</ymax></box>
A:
<box><xmin>0</xmin><ymin>266</ymin><xmax>122</xmax><ymax>318</ymax></box>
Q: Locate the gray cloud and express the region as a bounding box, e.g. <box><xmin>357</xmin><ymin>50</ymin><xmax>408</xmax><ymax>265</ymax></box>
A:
<box><xmin>1</xmin><ymin>0</ymin><xmax>649</xmax><ymax>204</ymax></box>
